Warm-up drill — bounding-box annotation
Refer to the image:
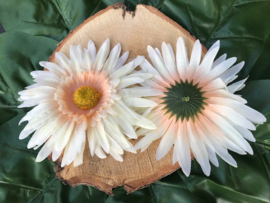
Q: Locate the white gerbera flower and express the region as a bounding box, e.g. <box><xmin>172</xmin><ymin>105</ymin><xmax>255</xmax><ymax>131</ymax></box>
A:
<box><xmin>18</xmin><ymin>39</ymin><xmax>157</xmax><ymax>167</ymax></box>
<box><xmin>135</xmin><ymin>37</ymin><xmax>266</xmax><ymax>176</ymax></box>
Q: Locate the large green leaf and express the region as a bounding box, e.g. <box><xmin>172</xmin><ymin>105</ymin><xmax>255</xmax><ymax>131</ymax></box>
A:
<box><xmin>0</xmin><ymin>0</ymin><xmax>270</xmax><ymax>203</ymax></box>
<box><xmin>0</xmin><ymin>0</ymin><xmax>163</xmax><ymax>41</ymax></box>
<box><xmin>161</xmin><ymin>0</ymin><xmax>270</xmax><ymax>81</ymax></box>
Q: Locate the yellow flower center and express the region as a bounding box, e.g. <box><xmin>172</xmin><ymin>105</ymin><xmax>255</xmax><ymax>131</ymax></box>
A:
<box><xmin>73</xmin><ymin>86</ymin><xmax>102</xmax><ymax>110</ymax></box>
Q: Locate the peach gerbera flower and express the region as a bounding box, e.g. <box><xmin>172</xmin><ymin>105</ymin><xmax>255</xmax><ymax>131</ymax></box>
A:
<box><xmin>135</xmin><ymin>37</ymin><xmax>266</xmax><ymax>176</ymax></box>
<box><xmin>18</xmin><ymin>39</ymin><xmax>158</xmax><ymax>167</ymax></box>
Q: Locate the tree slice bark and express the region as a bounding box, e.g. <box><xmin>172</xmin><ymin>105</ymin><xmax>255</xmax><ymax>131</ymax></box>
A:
<box><xmin>49</xmin><ymin>3</ymin><xmax>206</xmax><ymax>195</ymax></box>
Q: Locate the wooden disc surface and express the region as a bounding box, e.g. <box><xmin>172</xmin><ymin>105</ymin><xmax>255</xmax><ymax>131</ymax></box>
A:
<box><xmin>49</xmin><ymin>3</ymin><xmax>206</xmax><ymax>195</ymax></box>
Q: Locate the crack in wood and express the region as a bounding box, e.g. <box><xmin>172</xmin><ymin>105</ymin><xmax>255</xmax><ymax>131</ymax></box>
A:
<box><xmin>112</xmin><ymin>2</ymin><xmax>136</xmax><ymax>18</ymax></box>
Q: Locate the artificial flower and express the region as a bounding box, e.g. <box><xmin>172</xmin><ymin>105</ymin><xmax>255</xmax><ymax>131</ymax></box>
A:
<box><xmin>135</xmin><ymin>37</ymin><xmax>266</xmax><ymax>176</ymax></box>
<box><xmin>18</xmin><ymin>39</ymin><xmax>157</xmax><ymax>167</ymax></box>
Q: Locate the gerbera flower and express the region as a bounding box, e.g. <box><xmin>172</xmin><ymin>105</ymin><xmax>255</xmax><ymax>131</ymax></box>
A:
<box><xmin>135</xmin><ymin>37</ymin><xmax>266</xmax><ymax>176</ymax></box>
<box><xmin>18</xmin><ymin>39</ymin><xmax>157</xmax><ymax>167</ymax></box>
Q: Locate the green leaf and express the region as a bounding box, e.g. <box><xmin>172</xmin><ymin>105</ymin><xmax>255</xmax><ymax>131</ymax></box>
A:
<box><xmin>0</xmin><ymin>0</ymin><xmax>163</xmax><ymax>41</ymax></box>
<box><xmin>0</xmin><ymin>0</ymin><xmax>107</xmax><ymax>41</ymax></box>
<box><xmin>0</xmin><ymin>32</ymin><xmax>58</xmax><ymax>126</ymax></box>
<box><xmin>239</xmin><ymin>80</ymin><xmax>270</xmax><ymax>150</ymax></box>
<box><xmin>161</xmin><ymin>0</ymin><xmax>270</xmax><ymax>81</ymax></box>
<box><xmin>1</xmin><ymin>0</ymin><xmax>270</xmax><ymax>203</ymax></box>
<box><xmin>239</xmin><ymin>80</ymin><xmax>270</xmax><ymax>114</ymax></box>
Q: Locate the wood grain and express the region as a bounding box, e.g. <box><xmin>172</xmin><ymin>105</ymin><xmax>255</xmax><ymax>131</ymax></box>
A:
<box><xmin>49</xmin><ymin>3</ymin><xmax>206</xmax><ymax>195</ymax></box>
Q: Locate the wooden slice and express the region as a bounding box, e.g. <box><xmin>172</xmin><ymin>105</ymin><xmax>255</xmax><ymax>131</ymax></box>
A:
<box><xmin>49</xmin><ymin>3</ymin><xmax>206</xmax><ymax>195</ymax></box>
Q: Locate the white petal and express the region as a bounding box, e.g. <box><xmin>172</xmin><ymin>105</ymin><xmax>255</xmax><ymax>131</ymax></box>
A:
<box><xmin>132</xmin><ymin>55</ymin><xmax>145</xmax><ymax>69</ymax></box>
<box><xmin>110</xmin><ymin>116</ymin><xmax>137</xmax><ymax>139</ymax></box>
<box><xmin>63</xmin><ymin>134</ymin><xmax>77</xmax><ymax>166</ymax></box>
<box><xmin>201</xmin><ymin>78</ymin><xmax>226</xmax><ymax>91</ymax></box>
<box><xmin>110</xmin><ymin>61</ymin><xmax>134</xmax><ymax>79</ymax></box>
<box><xmin>156</xmin><ymin>121</ymin><xmax>176</xmax><ymax>160</ymax></box>
<box><xmin>140</xmin><ymin>59</ymin><xmax>168</xmax><ymax>86</ymax></box>
<box><xmin>203</xmin><ymin>109</ymin><xmax>253</xmax><ymax>154</ymax></box>
<box><xmin>193</xmin><ymin>121</ymin><xmax>219</xmax><ymax>167</ymax></box>
<box><xmin>54</xmin><ymin>52</ymin><xmax>72</xmax><ymax>74</ymax></box>
<box><xmin>110</xmin><ymin>149</ymin><xmax>123</xmax><ymax>162</ymax></box>
<box><xmin>123</xmin><ymin>97</ymin><xmax>157</xmax><ymax>108</ymax></box>
<box><xmin>52</xmin><ymin>148</ymin><xmax>62</xmax><ymax>161</ymax></box>
<box><xmin>196</xmin><ymin>117</ymin><xmax>238</xmax><ymax>167</ymax></box>
<box><xmin>176</xmin><ymin>37</ymin><xmax>188</xmax><ymax>81</ymax></box>
<box><xmin>30</xmin><ymin>70</ymin><xmax>57</xmax><ymax>79</ymax></box>
<box><xmin>207</xmin><ymin>97</ymin><xmax>266</xmax><ymax>124</ymax></box>
<box><xmin>19</xmin><ymin>128</ymin><xmax>35</xmax><ymax>140</ymax></box>
<box><xmin>167</xmin><ymin>44</ymin><xmax>175</xmax><ymax>62</ymax></box>
<box><xmin>161</xmin><ymin>42</ymin><xmax>178</xmax><ymax>81</ymax></box>
<box><xmin>147</xmin><ymin>45</ymin><xmax>172</xmax><ymax>82</ymax></box>
<box><xmin>119</xmin><ymin>87</ymin><xmax>163</xmax><ymax>97</ymax></box>
<box><xmin>203</xmin><ymin>89</ymin><xmax>247</xmax><ymax>104</ymax></box>
<box><xmin>141</xmin><ymin>144</ymin><xmax>151</xmax><ymax>152</ymax></box>
<box><xmin>226</xmin><ymin>75</ymin><xmax>238</xmax><ymax>84</ymax></box>
<box><xmin>175</xmin><ymin>121</ymin><xmax>191</xmax><ymax>176</ymax></box>
<box><xmin>187</xmin><ymin>121</ymin><xmax>211</xmax><ymax>176</ymax></box>
<box><xmin>135</xmin><ymin>119</ymin><xmax>171</xmax><ymax>150</ymax></box>
<box><xmin>36</xmin><ymin>142</ymin><xmax>54</xmax><ymax>162</ymax></box>
<box><xmin>205</xmin><ymin>145</ymin><xmax>219</xmax><ymax>167</ymax></box>
<box><xmin>23</xmin><ymin>111</ymin><xmax>57</xmax><ymax>131</ymax></box>
<box><xmin>103</xmin><ymin>118</ymin><xmax>135</xmax><ymax>152</ymax></box>
<box><xmin>54</xmin><ymin>121</ymin><xmax>74</xmax><ymax>151</ymax></box>
<box><xmin>73</xmin><ymin>141</ymin><xmax>86</xmax><ymax>167</ymax></box>
<box><xmin>104</xmin><ymin>43</ymin><xmax>121</xmax><ymax>73</ymax></box>
<box><xmin>199</xmin><ymin>57</ymin><xmax>237</xmax><ymax>85</ymax></box>
<box><xmin>83</xmin><ymin>48</ymin><xmax>93</xmax><ymax>71</ymax></box>
<box><xmin>213</xmin><ymin>54</ymin><xmax>227</xmax><ymax>68</ymax></box>
<box><xmin>27</xmin><ymin>130</ymin><xmax>41</xmax><ymax>149</ymax></box>
<box><xmin>107</xmin><ymin>135</ymin><xmax>124</xmax><ymax>155</ymax></box>
<box><xmin>18</xmin><ymin>97</ymin><xmax>53</xmax><ymax>108</ymax></box>
<box><xmin>219</xmin><ymin>62</ymin><xmax>245</xmax><ymax>83</ymax></box>
<box><xmin>27</xmin><ymin>118</ymin><xmax>59</xmax><ymax>148</ymax></box>
<box><xmin>227</xmin><ymin>77</ymin><xmax>248</xmax><ymax>93</ymax></box>
<box><xmin>127</xmin><ymin>72</ymin><xmax>153</xmax><ymax>80</ymax></box>
<box><xmin>117</xmin><ymin>77</ymin><xmax>144</xmax><ymax>89</ymax></box>
<box><xmin>200</xmin><ymin>44</ymin><xmax>219</xmax><ymax>69</ymax></box>
<box><xmin>208</xmin><ymin>40</ymin><xmax>220</xmax><ymax>53</ymax></box>
<box><xmin>208</xmin><ymin>104</ymin><xmax>256</xmax><ymax>130</ymax></box>
<box><xmin>95</xmin><ymin>122</ymin><xmax>110</xmax><ymax>153</ymax></box>
<box><xmin>234</xmin><ymin>125</ymin><xmax>256</xmax><ymax>142</ymax></box>
<box><xmin>87</xmin><ymin>127</ymin><xmax>96</xmax><ymax>157</ymax></box>
<box><xmin>172</xmin><ymin>146</ymin><xmax>177</xmax><ymax>165</ymax></box>
<box><xmin>88</xmin><ymin>40</ymin><xmax>96</xmax><ymax>61</ymax></box>
<box><xmin>18</xmin><ymin>86</ymin><xmax>55</xmax><ymax>97</ymax></box>
<box><xmin>197</xmin><ymin>115</ymin><xmax>246</xmax><ymax>155</ymax></box>
<box><xmin>19</xmin><ymin>102</ymin><xmax>57</xmax><ymax>125</ymax></box>
<box><xmin>109</xmin><ymin>79</ymin><xmax>120</xmax><ymax>88</ymax></box>
<box><xmin>33</xmin><ymin>76</ymin><xmax>59</xmax><ymax>87</ymax></box>
<box><xmin>136</xmin><ymin>109</ymin><xmax>168</xmax><ymax>136</ymax></box>
<box><xmin>190</xmin><ymin>40</ymin><xmax>202</xmax><ymax>69</ymax></box>
<box><xmin>115</xmin><ymin>101</ymin><xmax>156</xmax><ymax>130</ymax></box>
<box><xmin>194</xmin><ymin>46</ymin><xmax>219</xmax><ymax>80</ymax></box>
<box><xmin>46</xmin><ymin>117</ymin><xmax>68</xmax><ymax>147</ymax></box>
<box><xmin>95</xmin><ymin>143</ymin><xmax>107</xmax><ymax>159</ymax></box>
<box><xmin>187</xmin><ymin>40</ymin><xmax>202</xmax><ymax>81</ymax></box>
<box><xmin>209</xmin><ymin>139</ymin><xmax>237</xmax><ymax>167</ymax></box>
<box><xmin>74</xmin><ymin>120</ymin><xmax>86</xmax><ymax>154</ymax></box>
<box><xmin>115</xmin><ymin>51</ymin><xmax>129</xmax><ymax>70</ymax></box>
<box><xmin>69</xmin><ymin>45</ymin><xmax>80</xmax><ymax>73</ymax></box>
<box><xmin>94</xmin><ymin>39</ymin><xmax>110</xmax><ymax>71</ymax></box>
<box><xmin>39</xmin><ymin>61</ymin><xmax>67</xmax><ymax>77</ymax></box>
<box><xmin>155</xmin><ymin>48</ymin><xmax>164</xmax><ymax>62</ymax></box>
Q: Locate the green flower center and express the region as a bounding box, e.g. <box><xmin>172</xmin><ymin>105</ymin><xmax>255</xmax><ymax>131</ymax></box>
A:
<box><xmin>162</xmin><ymin>80</ymin><xmax>207</xmax><ymax>122</ymax></box>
